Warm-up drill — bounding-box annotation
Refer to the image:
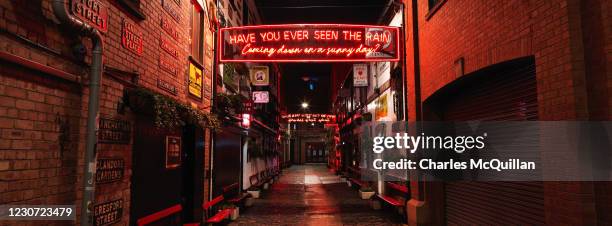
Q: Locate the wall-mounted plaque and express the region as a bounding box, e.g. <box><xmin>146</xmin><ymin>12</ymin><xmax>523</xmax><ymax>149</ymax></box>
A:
<box><xmin>161</xmin><ymin>0</ymin><xmax>181</xmax><ymax>23</ymax></box>
<box><xmin>252</xmin><ymin>91</ymin><xmax>269</xmax><ymax>103</ymax></box>
<box><xmin>161</xmin><ymin>18</ymin><xmax>180</xmax><ymax>41</ymax></box>
<box><xmin>157</xmin><ymin>79</ymin><xmax>178</xmax><ymax>96</ymax></box>
<box><xmin>249</xmin><ymin>66</ymin><xmax>269</xmax><ymax>86</ymax></box>
<box><xmin>121</xmin><ymin>19</ymin><xmax>143</xmax><ymax>55</ymax></box>
<box><xmin>95</xmin><ymin>159</ymin><xmax>124</xmax><ymax>184</ymax></box>
<box><xmin>160</xmin><ymin>38</ymin><xmax>179</xmax><ymax>59</ymax></box>
<box><xmin>98</xmin><ymin>118</ymin><xmax>131</xmax><ymax>144</ymax></box>
<box><xmin>165</xmin><ymin>136</ymin><xmax>181</xmax><ymax>169</ymax></box>
<box><xmin>353</xmin><ymin>63</ymin><xmax>368</xmax><ymax>87</ymax></box>
<box><xmin>159</xmin><ymin>55</ymin><xmax>179</xmax><ymax>77</ymax></box>
<box><xmin>70</xmin><ymin>0</ymin><xmax>108</xmax><ymax>32</ymax></box>
<box><xmin>94</xmin><ymin>199</ymin><xmax>123</xmax><ymax>226</ymax></box>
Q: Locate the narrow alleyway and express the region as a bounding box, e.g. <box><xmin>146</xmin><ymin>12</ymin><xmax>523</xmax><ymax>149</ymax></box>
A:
<box><xmin>230</xmin><ymin>165</ymin><xmax>402</xmax><ymax>226</ymax></box>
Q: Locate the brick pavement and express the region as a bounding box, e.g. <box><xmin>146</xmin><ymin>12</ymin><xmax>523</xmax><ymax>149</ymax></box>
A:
<box><xmin>230</xmin><ymin>164</ymin><xmax>402</xmax><ymax>226</ymax></box>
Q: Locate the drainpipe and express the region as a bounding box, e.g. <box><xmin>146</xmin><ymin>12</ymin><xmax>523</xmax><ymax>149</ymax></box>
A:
<box><xmin>52</xmin><ymin>1</ymin><xmax>103</xmax><ymax>225</ymax></box>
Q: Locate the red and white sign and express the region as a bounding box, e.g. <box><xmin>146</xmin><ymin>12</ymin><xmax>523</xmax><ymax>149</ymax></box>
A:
<box><xmin>121</xmin><ymin>19</ymin><xmax>143</xmax><ymax>55</ymax></box>
<box><xmin>219</xmin><ymin>24</ymin><xmax>399</xmax><ymax>62</ymax></box>
<box><xmin>353</xmin><ymin>64</ymin><xmax>368</xmax><ymax>87</ymax></box>
<box><xmin>71</xmin><ymin>0</ymin><xmax>108</xmax><ymax>33</ymax></box>
<box><xmin>242</xmin><ymin>99</ymin><xmax>254</xmax><ymax>113</ymax></box>
<box><xmin>252</xmin><ymin>91</ymin><xmax>269</xmax><ymax>103</ymax></box>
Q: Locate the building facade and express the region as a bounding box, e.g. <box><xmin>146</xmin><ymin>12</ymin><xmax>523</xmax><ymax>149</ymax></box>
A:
<box><xmin>403</xmin><ymin>0</ymin><xmax>611</xmax><ymax>225</ymax></box>
<box><xmin>0</xmin><ymin>0</ymin><xmax>217</xmax><ymax>224</ymax></box>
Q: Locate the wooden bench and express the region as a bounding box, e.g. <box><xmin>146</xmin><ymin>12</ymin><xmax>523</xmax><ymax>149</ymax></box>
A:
<box><xmin>376</xmin><ymin>182</ymin><xmax>409</xmax><ymax>211</ymax></box>
<box><xmin>249</xmin><ymin>171</ymin><xmax>269</xmax><ymax>189</ymax></box>
<box><xmin>223</xmin><ymin>182</ymin><xmax>251</xmax><ymax>206</ymax></box>
<box><xmin>202</xmin><ymin>195</ymin><xmax>234</xmax><ymax>224</ymax></box>
<box><xmin>259</xmin><ymin>170</ymin><xmax>272</xmax><ymax>185</ymax></box>
<box><xmin>249</xmin><ymin>174</ymin><xmax>262</xmax><ymax>188</ymax></box>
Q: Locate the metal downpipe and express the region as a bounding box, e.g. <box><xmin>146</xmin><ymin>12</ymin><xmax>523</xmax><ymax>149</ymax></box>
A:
<box><xmin>51</xmin><ymin>1</ymin><xmax>103</xmax><ymax>225</ymax></box>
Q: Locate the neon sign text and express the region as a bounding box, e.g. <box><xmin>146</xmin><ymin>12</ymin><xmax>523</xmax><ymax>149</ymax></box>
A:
<box><xmin>220</xmin><ymin>24</ymin><xmax>399</xmax><ymax>62</ymax></box>
<box><xmin>282</xmin><ymin>114</ymin><xmax>336</xmax><ymax>123</ymax></box>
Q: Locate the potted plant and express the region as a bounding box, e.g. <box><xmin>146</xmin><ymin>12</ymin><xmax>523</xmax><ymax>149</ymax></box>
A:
<box><xmin>219</xmin><ymin>203</ymin><xmax>239</xmax><ymax>221</ymax></box>
<box><xmin>359</xmin><ymin>186</ymin><xmax>375</xmax><ymax>200</ymax></box>
<box><xmin>246</xmin><ymin>186</ymin><xmax>260</xmax><ymax>198</ymax></box>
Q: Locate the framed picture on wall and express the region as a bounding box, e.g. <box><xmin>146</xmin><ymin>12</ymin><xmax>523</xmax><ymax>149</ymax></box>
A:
<box><xmin>165</xmin><ymin>136</ymin><xmax>181</xmax><ymax>169</ymax></box>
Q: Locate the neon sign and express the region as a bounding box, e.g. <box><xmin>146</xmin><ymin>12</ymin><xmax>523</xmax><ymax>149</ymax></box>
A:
<box><xmin>282</xmin><ymin>114</ymin><xmax>336</xmax><ymax>123</ymax></box>
<box><xmin>219</xmin><ymin>24</ymin><xmax>400</xmax><ymax>62</ymax></box>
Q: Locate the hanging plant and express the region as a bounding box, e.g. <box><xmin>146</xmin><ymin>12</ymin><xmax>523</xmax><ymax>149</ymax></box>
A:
<box><xmin>124</xmin><ymin>88</ymin><xmax>221</xmax><ymax>130</ymax></box>
<box><xmin>223</xmin><ymin>63</ymin><xmax>248</xmax><ymax>91</ymax></box>
<box><xmin>214</xmin><ymin>92</ymin><xmax>244</xmax><ymax>118</ymax></box>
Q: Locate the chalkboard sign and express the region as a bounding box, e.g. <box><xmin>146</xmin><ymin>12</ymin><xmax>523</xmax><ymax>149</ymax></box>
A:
<box><xmin>165</xmin><ymin>136</ymin><xmax>181</xmax><ymax>169</ymax></box>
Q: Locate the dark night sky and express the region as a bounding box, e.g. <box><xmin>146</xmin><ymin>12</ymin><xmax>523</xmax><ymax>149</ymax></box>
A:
<box><xmin>255</xmin><ymin>0</ymin><xmax>389</xmax><ymax>25</ymax></box>
<box><xmin>254</xmin><ymin>0</ymin><xmax>390</xmax><ymax>114</ymax></box>
<box><xmin>282</xmin><ymin>63</ymin><xmax>332</xmax><ymax>113</ymax></box>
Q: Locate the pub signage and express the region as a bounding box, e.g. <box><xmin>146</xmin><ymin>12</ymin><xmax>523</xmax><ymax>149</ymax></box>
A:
<box><xmin>242</xmin><ymin>99</ymin><xmax>254</xmax><ymax>114</ymax></box>
<box><xmin>252</xmin><ymin>91</ymin><xmax>269</xmax><ymax>103</ymax></box>
<box><xmin>165</xmin><ymin>136</ymin><xmax>181</xmax><ymax>169</ymax></box>
<box><xmin>121</xmin><ymin>19</ymin><xmax>144</xmax><ymax>55</ymax></box>
<box><xmin>71</xmin><ymin>0</ymin><xmax>108</xmax><ymax>32</ymax></box>
<box><xmin>157</xmin><ymin>79</ymin><xmax>178</xmax><ymax>95</ymax></box>
<box><xmin>94</xmin><ymin>199</ymin><xmax>123</xmax><ymax>226</ymax></box>
<box><xmin>282</xmin><ymin>114</ymin><xmax>336</xmax><ymax>123</ymax></box>
<box><xmin>160</xmin><ymin>38</ymin><xmax>179</xmax><ymax>58</ymax></box>
<box><xmin>161</xmin><ymin>18</ymin><xmax>180</xmax><ymax>41</ymax></box>
<box><xmin>161</xmin><ymin>0</ymin><xmax>181</xmax><ymax>23</ymax></box>
<box><xmin>95</xmin><ymin>159</ymin><xmax>124</xmax><ymax>184</ymax></box>
<box><xmin>188</xmin><ymin>62</ymin><xmax>203</xmax><ymax>99</ymax></box>
<box><xmin>249</xmin><ymin>66</ymin><xmax>269</xmax><ymax>86</ymax></box>
<box><xmin>98</xmin><ymin>118</ymin><xmax>131</xmax><ymax>144</ymax></box>
<box><xmin>219</xmin><ymin>24</ymin><xmax>399</xmax><ymax>62</ymax></box>
<box><xmin>159</xmin><ymin>55</ymin><xmax>179</xmax><ymax>77</ymax></box>
<box><xmin>353</xmin><ymin>63</ymin><xmax>368</xmax><ymax>87</ymax></box>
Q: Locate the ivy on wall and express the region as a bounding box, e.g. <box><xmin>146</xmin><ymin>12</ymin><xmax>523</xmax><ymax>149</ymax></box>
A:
<box><xmin>124</xmin><ymin>88</ymin><xmax>220</xmax><ymax>130</ymax></box>
<box><xmin>214</xmin><ymin>92</ymin><xmax>244</xmax><ymax>119</ymax></box>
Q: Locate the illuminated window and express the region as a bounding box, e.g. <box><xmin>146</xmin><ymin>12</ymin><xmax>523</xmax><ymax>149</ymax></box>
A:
<box><xmin>190</xmin><ymin>4</ymin><xmax>204</xmax><ymax>64</ymax></box>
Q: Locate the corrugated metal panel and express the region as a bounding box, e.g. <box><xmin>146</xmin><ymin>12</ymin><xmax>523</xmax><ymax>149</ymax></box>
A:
<box><xmin>441</xmin><ymin>59</ymin><xmax>544</xmax><ymax>225</ymax></box>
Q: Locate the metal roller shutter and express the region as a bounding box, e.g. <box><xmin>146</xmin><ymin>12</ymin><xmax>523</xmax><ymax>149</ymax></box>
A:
<box><xmin>440</xmin><ymin>58</ymin><xmax>545</xmax><ymax>225</ymax></box>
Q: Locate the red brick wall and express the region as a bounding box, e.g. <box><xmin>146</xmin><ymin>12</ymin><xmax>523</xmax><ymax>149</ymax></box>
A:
<box><xmin>403</xmin><ymin>0</ymin><xmax>609</xmax><ymax>225</ymax></box>
<box><xmin>1</xmin><ymin>0</ymin><xmax>214</xmax><ymax>224</ymax></box>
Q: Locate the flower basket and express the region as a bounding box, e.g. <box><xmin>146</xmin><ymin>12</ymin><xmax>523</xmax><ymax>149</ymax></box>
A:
<box><xmin>247</xmin><ymin>187</ymin><xmax>260</xmax><ymax>198</ymax></box>
<box><xmin>359</xmin><ymin>187</ymin><xmax>375</xmax><ymax>200</ymax></box>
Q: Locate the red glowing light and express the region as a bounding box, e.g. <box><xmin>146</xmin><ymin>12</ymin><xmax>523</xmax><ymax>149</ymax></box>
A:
<box><xmin>219</xmin><ymin>24</ymin><xmax>400</xmax><ymax>63</ymax></box>
<box><xmin>242</xmin><ymin>114</ymin><xmax>251</xmax><ymax>128</ymax></box>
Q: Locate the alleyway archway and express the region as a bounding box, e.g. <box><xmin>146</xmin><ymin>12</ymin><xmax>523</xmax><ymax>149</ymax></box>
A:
<box><xmin>230</xmin><ymin>165</ymin><xmax>402</xmax><ymax>226</ymax></box>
